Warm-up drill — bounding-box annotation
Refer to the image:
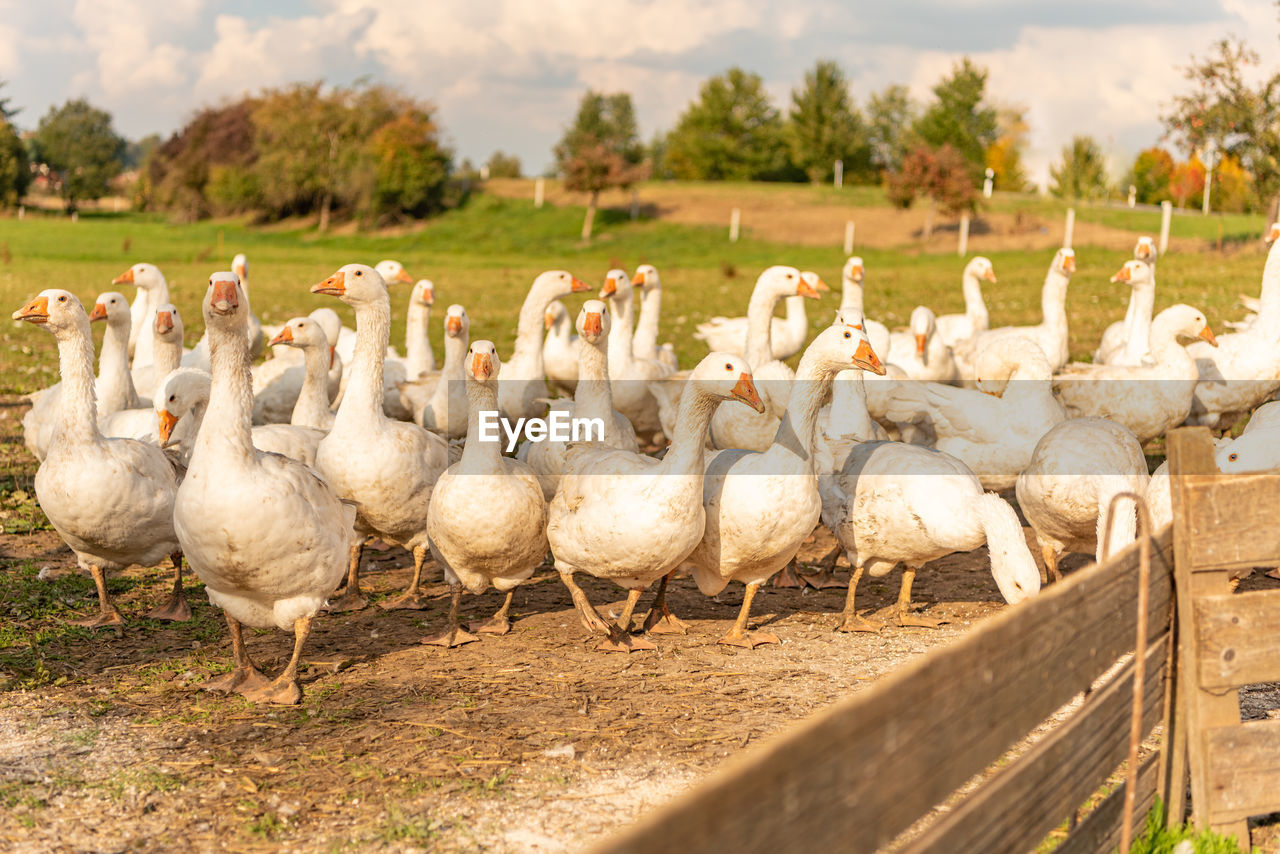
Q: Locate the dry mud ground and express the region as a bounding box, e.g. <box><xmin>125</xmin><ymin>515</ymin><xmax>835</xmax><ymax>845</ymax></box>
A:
<box><xmin>1</xmin><ymin>396</ymin><xmax>1277</xmax><ymax>853</ymax></box>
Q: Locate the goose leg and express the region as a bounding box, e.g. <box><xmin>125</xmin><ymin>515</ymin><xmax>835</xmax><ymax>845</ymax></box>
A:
<box><xmin>558</xmin><ymin>572</ymin><xmax>654</xmax><ymax>653</ymax></box>
<box><xmin>616</xmin><ymin>589</ymin><xmax>644</xmax><ymax>634</ymax></box>
<box><xmin>379</xmin><ymin>545</ymin><xmax>433</xmax><ymax>610</ymax></box>
<box><xmin>895</xmin><ymin>567</ymin><xmax>947</xmax><ymax>629</ymax></box>
<box><xmin>772</xmin><ymin>558</ymin><xmax>805</xmax><ymax>588</ymax></box>
<box><xmin>719</xmin><ymin>582</ymin><xmax>779</xmax><ymax>648</ymax></box>
<box><xmin>241</xmin><ymin>616</ymin><xmax>311</xmax><ymax>706</ymax></box>
<box><xmin>204</xmin><ymin>615</ymin><xmax>270</xmax><ymax>695</ymax></box>
<box><xmin>836</xmin><ymin>564</ymin><xmax>882</xmax><ymax>633</ymax></box>
<box><xmin>147</xmin><ymin>552</ymin><xmax>192</xmax><ymax>622</ymax></box>
<box><xmin>641</xmin><ymin>571</ymin><xmax>689</xmax><ymax>634</ymax></box>
<box><xmin>326</xmin><ymin>540</ymin><xmax>367</xmax><ymax>612</ymax></box>
<box><xmin>70</xmin><ymin>565</ymin><xmax>125</xmax><ymax>628</ymax></box>
<box><xmin>1041</xmin><ymin>544</ymin><xmax>1061</xmax><ymax>584</ymax></box>
<box><xmin>469</xmin><ymin>590</ymin><xmax>515</xmax><ymax>635</ymax></box>
<box><xmin>421</xmin><ymin>583</ymin><xmax>479</xmax><ymax>648</ymax></box>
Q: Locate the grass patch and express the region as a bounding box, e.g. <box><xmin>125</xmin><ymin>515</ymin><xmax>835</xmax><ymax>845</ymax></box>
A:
<box><xmin>375</xmin><ymin>806</ymin><xmax>441</xmax><ymax>845</ymax></box>
<box><xmin>1128</xmin><ymin>799</ymin><xmax>1244</xmax><ymax>853</ymax></box>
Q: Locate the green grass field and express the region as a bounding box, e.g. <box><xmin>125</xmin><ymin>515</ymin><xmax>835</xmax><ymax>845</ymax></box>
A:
<box><xmin>0</xmin><ymin>186</ymin><xmax>1269</xmax><ymax>394</ymax></box>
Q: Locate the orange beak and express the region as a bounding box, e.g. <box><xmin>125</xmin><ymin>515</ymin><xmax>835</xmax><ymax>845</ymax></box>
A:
<box><xmin>1136</xmin><ymin>243</ymin><xmax>1151</xmax><ymax>259</ymax></box>
<box><xmin>155</xmin><ymin>310</ymin><xmax>174</xmax><ymax>335</ymax></box>
<box><xmin>1111</xmin><ymin>266</ymin><xmax>1131</xmax><ymax>284</ymax></box>
<box><xmin>311</xmin><ymin>272</ymin><xmax>345</xmax><ymax>296</ymax></box>
<box><xmin>850</xmin><ymin>264</ymin><xmax>863</xmax><ymax>279</ymax></box>
<box><xmin>12</xmin><ymin>296</ymin><xmax>50</xmax><ymax>324</ymax></box>
<box><xmin>797</xmin><ymin>278</ymin><xmax>821</xmax><ymax>299</ymax></box>
<box><xmin>89</xmin><ymin>302</ymin><xmax>108</xmax><ymax>322</ymax></box>
<box><xmin>544</xmin><ymin>310</ymin><xmax>555</xmax><ymax>330</ymax></box>
<box><xmin>269</xmin><ymin>326</ymin><xmax>294</xmax><ymax>347</ymax></box>
<box><xmin>983</xmin><ymin>267</ymin><xmax>997</xmax><ymax>283</ymax></box>
<box><xmin>420</xmin><ymin>287</ymin><xmax>433</xmax><ymax>304</ymax></box>
<box><xmin>914</xmin><ymin>333</ymin><xmax>927</xmax><ymax>356</ymax></box>
<box><xmin>581</xmin><ymin>311</ymin><xmax>603</xmax><ymax>339</ymax></box>
<box><xmin>446</xmin><ymin>316</ymin><xmax>463</xmax><ymax>336</ymax></box>
<box><xmin>210</xmin><ymin>279</ymin><xmax>239</xmax><ymax>315</ymax></box>
<box><xmin>569</xmin><ymin>276</ymin><xmax>590</xmax><ymax>293</ymax></box>
<box><xmin>600</xmin><ymin>277</ymin><xmax>618</xmax><ymax>298</ymax></box>
<box><xmin>1063</xmin><ymin>255</ymin><xmax>1076</xmax><ymax>274</ymax></box>
<box><xmin>395</xmin><ymin>268</ymin><xmax>413</xmax><ymax>284</ymax></box>
<box><xmin>812</xmin><ymin>277</ymin><xmax>830</xmax><ymax>292</ymax></box>
<box><xmin>730</xmin><ymin>373</ymin><xmax>765</xmax><ymax>413</ymax></box>
<box><xmin>157</xmin><ymin>409</ymin><xmax>179</xmax><ymax>445</ymax></box>
<box><xmin>470</xmin><ymin>352</ymin><xmax>493</xmax><ymax>381</ymax></box>
<box><xmin>1199</xmin><ymin>325</ymin><xmax>1218</xmax><ymax>347</ymax></box>
<box><xmin>1267</xmin><ymin>224</ymin><xmax>1280</xmax><ymax>244</ymax></box>
<box><xmin>855</xmin><ymin>340</ymin><xmax>886</xmax><ymax>375</ymax></box>
<box><xmin>112</xmin><ymin>268</ymin><xmax>135</xmax><ymax>286</ymax></box>
<box><xmin>631</xmin><ymin>271</ymin><xmax>646</xmax><ymax>286</ymax></box>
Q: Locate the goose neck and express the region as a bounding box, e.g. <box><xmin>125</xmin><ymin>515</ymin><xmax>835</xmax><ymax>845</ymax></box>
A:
<box><xmin>770</xmin><ymin>352</ymin><xmax>838</xmax><ymax>465</ymax></box>
<box><xmin>198</xmin><ymin>320</ymin><xmax>257</xmax><ymax>460</ymax></box>
<box><xmin>97</xmin><ymin>317</ymin><xmax>139</xmax><ymax>415</ymax></box>
<box><xmin>607</xmin><ymin>295</ymin><xmax>636</xmax><ymax>373</ymax></box>
<box><xmin>405</xmin><ymin>301</ymin><xmax>433</xmax><ymax>376</ymax></box>
<box><xmin>745</xmin><ymin>287</ymin><xmax>781</xmax><ymax>367</ymax></box>
<box><xmin>633</xmin><ymin>286</ymin><xmax>662</xmax><ymax>356</ymax></box>
<box><xmin>459</xmin><ymin>382</ymin><xmax>503</xmax><ymax>472</ymax></box>
<box><xmin>294</xmin><ymin>344</ymin><xmax>334</xmax><ymax>428</ymax></box>
<box><xmin>962</xmin><ymin>272</ymin><xmax>989</xmax><ymax>328</ymax></box>
<box><xmin>335</xmin><ymin>298</ymin><xmax>390</xmax><ymax>429</ymax></box>
<box><xmin>54</xmin><ymin>318</ymin><xmax>102</xmax><ymax>446</ymax></box>
<box><xmin>841</xmin><ymin>276</ymin><xmax>865</xmax><ymax>314</ymax></box>
<box><xmin>661</xmin><ymin>387</ymin><xmax>721</xmax><ymax>475</ymax></box>
<box><xmin>574</xmin><ymin>336</ymin><xmax>614</xmax><ymax>425</ymax></box>
<box><xmin>1256</xmin><ymin>238</ymin><xmax>1280</xmax><ymax>327</ymax></box>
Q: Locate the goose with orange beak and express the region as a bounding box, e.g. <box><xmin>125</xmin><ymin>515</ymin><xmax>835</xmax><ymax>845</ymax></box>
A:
<box><xmin>1095</xmin><ymin>247</ymin><xmax>1158</xmax><ymax>366</ymax></box>
<box><xmin>172</xmin><ymin>271</ymin><xmax>355</xmax><ymax>705</ymax></box>
<box><xmin>685</xmin><ymin>317</ymin><xmax>885</xmax><ymax>648</ymax></box>
<box><xmin>230</xmin><ymin>254</ymin><xmax>266</xmax><ymax>359</ymax></box>
<box><xmin>546</xmin><ymin>352</ymin><xmax>763</xmax><ymax>652</ymax></box>
<box><xmin>12</xmin><ymin>288</ymin><xmax>185</xmax><ymax>628</ymax></box>
<box><xmin>692</xmin><ymin>268</ymin><xmax>826</xmax><ymax>361</ymax></box>
<box><xmin>311</xmin><ymin>263</ymin><xmax>452</xmax><ymax>612</ymax></box>
<box><xmin>400</xmin><ymin>304</ymin><xmax>471</xmax><ymax>439</ymax></box>
<box><xmin>497</xmin><ymin>269</ymin><xmax>591</xmax><ymax>421</ymax></box>
<box><xmin>933</xmin><ymin>256</ymin><xmax>995</xmax><ymax>351</ymax></box>
<box><xmin>402</xmin><ymin>278</ymin><xmax>437</xmax><ymax>376</ymax></box>
<box><xmin>542</xmin><ymin>299</ymin><xmax>580</xmax><ymax>393</ymax></box>
<box><xmin>266</xmin><ymin>317</ymin><xmax>337</xmax><ymax>431</ymax></box>
<box><xmin>599</xmin><ymin>269</ymin><xmax>676</xmax><ymax>436</ymax></box>
<box><xmin>114</xmin><ymin>262</ymin><xmax>171</xmax><ymax>365</ymax></box>
<box><xmin>630</xmin><ymin>264</ymin><xmax>679</xmax><ymax>370</ymax></box>
<box><xmin>102</xmin><ymin>303</ymin><xmax>188</xmax><ymax>444</ymax></box>
<box><xmin>886</xmin><ymin>305</ymin><xmax>957</xmax><ymax>383</ymax></box>
<box><xmin>89</xmin><ymin>292</ymin><xmax>144</xmax><ymax>418</ymax></box>
<box><xmin>422</xmin><ymin>341</ymin><xmax>549</xmax><ymax>647</ymax></box>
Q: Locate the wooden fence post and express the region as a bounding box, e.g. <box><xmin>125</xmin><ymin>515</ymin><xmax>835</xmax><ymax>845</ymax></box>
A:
<box><xmin>534</xmin><ymin>177</ymin><xmax>545</xmax><ymax>209</ymax></box>
<box><xmin>957</xmin><ymin>213</ymin><xmax>970</xmax><ymax>257</ymax></box>
<box><xmin>1160</xmin><ymin>201</ymin><xmax>1172</xmax><ymax>253</ymax></box>
<box><xmin>729</xmin><ymin>208</ymin><xmax>740</xmax><ymax>242</ymax></box>
<box><xmin>843</xmin><ymin>220</ymin><xmax>854</xmax><ymax>255</ymax></box>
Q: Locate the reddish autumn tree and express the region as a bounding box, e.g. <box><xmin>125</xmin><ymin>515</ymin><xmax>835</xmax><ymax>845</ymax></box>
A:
<box><xmin>885</xmin><ymin>143</ymin><xmax>976</xmax><ymax>238</ymax></box>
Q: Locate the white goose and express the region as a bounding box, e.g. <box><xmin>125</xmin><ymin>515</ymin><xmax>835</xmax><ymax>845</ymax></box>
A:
<box><xmin>333</xmin><ymin>259</ymin><xmax>416</xmax><ymax>367</ymax></box>
<box><xmin>422</xmin><ymin>341</ymin><xmax>549</xmax><ymax>647</ymax></box>
<box><xmin>498</xmin><ymin>270</ymin><xmax>591</xmax><ymax>420</ymax></box>
<box><xmin>312</xmin><ymin>263</ymin><xmax>451</xmax><ymax>612</ymax></box>
<box><xmin>402</xmin><ymin>279</ymin><xmax>436</xmax><ymax>377</ymax></box>
<box><xmin>838</xmin><ymin>257</ymin><xmax>891</xmax><ymax>353</ymax></box>
<box><xmin>92</xmin><ymin>292</ymin><xmax>144</xmax><ymax>415</ymax></box>
<box><xmin>631</xmin><ymin>264</ymin><xmax>679</xmax><ymax>370</ymax></box>
<box><xmin>13</xmin><ymin>290</ymin><xmax>184</xmax><ymax>627</ymax></box>
<box><xmin>1096</xmin><ymin>237</ymin><xmax>1158</xmax><ymax>366</ymax></box>
<box><xmin>685</xmin><ymin>318</ymin><xmax>884</xmax><ymax>647</ymax></box>
<box><xmin>115</xmin><ymin>262</ymin><xmax>171</xmax><ymax>366</ymax></box>
<box><xmin>709</xmin><ymin>266</ymin><xmax>821</xmax><ymax>452</ymax></box>
<box><xmin>542</xmin><ymin>300</ymin><xmax>579</xmax><ymax>393</ymax></box>
<box><xmin>961</xmin><ymin>248</ymin><xmax>1075</xmax><ymax>373</ymax></box>
<box><xmin>102</xmin><ymin>304</ymin><xmax>186</xmax><ymax>441</ymax></box>
<box><xmin>886</xmin><ymin>306</ymin><xmax>958</xmax><ymax>383</ymax></box>
<box><xmin>825</xmin><ymin>440</ymin><xmax>1041</xmax><ymax>631</ymax></box>
<box><xmin>547</xmin><ymin>353</ymin><xmax>764</xmax><ymax>652</ymax></box>
<box><xmin>231</xmin><ymin>254</ymin><xmax>265</xmax><ymax>359</ymax></box>
<box><xmin>1055</xmin><ymin>303</ymin><xmax>1217</xmax><ymax>443</ymax></box>
<box><xmin>601</xmin><ymin>269</ymin><xmax>676</xmax><ymax>434</ymax></box>
<box><xmin>174</xmin><ymin>271</ymin><xmax>354</xmax><ymax>705</ymax></box>
<box><xmin>266</xmin><ymin>317</ymin><xmax>337</xmax><ymax>432</ymax></box>
<box><xmin>416</xmin><ymin>305</ymin><xmax>470</xmax><ymax>439</ymax></box>
<box><xmin>934</xmin><ymin>256</ymin><xmax>996</xmax><ymax>349</ymax></box>
<box><xmin>883</xmin><ymin>336</ymin><xmax>1065</xmax><ymax>491</ymax></box>
<box><xmin>692</xmin><ymin>271</ymin><xmax>828</xmax><ymax>359</ymax></box>
<box><xmin>526</xmin><ymin>300</ymin><xmax>639</xmax><ymax>500</ymax></box>
<box><xmin>1015</xmin><ymin>417</ymin><xmax>1150</xmax><ymax>582</ymax></box>
<box><xmin>254</xmin><ymin>309</ymin><xmax>344</xmax><ymax>424</ymax></box>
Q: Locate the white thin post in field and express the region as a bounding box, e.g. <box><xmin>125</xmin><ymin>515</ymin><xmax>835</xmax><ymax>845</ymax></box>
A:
<box><xmin>1160</xmin><ymin>200</ymin><xmax>1173</xmax><ymax>254</ymax></box>
<box><xmin>729</xmin><ymin>207</ymin><xmax>740</xmax><ymax>242</ymax></box>
<box><xmin>16</xmin><ymin>205</ymin><xmax>23</xmax><ymax>220</ymax></box>
<box><xmin>1128</xmin><ymin>185</ymin><xmax>1137</xmax><ymax>208</ymax></box>
<box><xmin>534</xmin><ymin>177</ymin><xmax>545</xmax><ymax>209</ymax></box>
<box><xmin>958</xmin><ymin>213</ymin><xmax>970</xmax><ymax>257</ymax></box>
<box><xmin>843</xmin><ymin>220</ymin><xmax>855</xmax><ymax>254</ymax></box>
<box><xmin>1063</xmin><ymin>207</ymin><xmax>1075</xmax><ymax>249</ymax></box>
<box><xmin>983</xmin><ymin>167</ymin><xmax>994</xmax><ymax>199</ymax></box>
<box><xmin>833</xmin><ymin>160</ymin><xmax>843</xmax><ymax>189</ymax></box>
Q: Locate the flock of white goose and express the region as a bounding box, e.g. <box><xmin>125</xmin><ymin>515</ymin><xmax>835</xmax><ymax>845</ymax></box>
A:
<box><xmin>14</xmin><ymin>231</ymin><xmax>1280</xmax><ymax>704</ymax></box>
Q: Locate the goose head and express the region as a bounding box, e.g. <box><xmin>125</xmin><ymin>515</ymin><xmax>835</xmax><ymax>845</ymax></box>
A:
<box><xmin>12</xmin><ymin>289</ymin><xmax>85</xmax><ymax>335</ymax></box>
<box><xmin>411</xmin><ymin>279</ymin><xmax>435</xmax><ymax>307</ymax></box>
<box><xmin>466</xmin><ymin>340</ymin><xmax>501</xmax><ymax>384</ymax></box>
<box><xmin>1218</xmin><ymin>429</ymin><xmax>1280</xmax><ymax>473</ymax></box>
<box><xmin>155</xmin><ymin>367</ymin><xmax>212</xmax><ymax>445</ymax></box>
<box><xmin>812</xmin><ymin>314</ymin><xmax>885</xmax><ymax>376</ymax></box>
<box><xmin>974</xmin><ymin>335</ymin><xmax>1052</xmax><ymax>395</ymax></box>
<box><xmin>801</xmin><ymin>271</ymin><xmax>831</xmax><ymax>293</ymax></box>
<box><xmin>965</xmin><ymin>256</ymin><xmax>997</xmax><ymax>284</ymax></box>
<box><xmin>312</xmin><ymin>263</ymin><xmax>386</xmax><ymax>307</ymax></box>
<box><xmin>600</xmin><ymin>269</ymin><xmax>633</xmax><ymax>303</ymax></box>
<box><xmin>231</xmin><ymin>253</ymin><xmax>249</xmax><ymax>286</ymax></box>
<box><xmin>1266</xmin><ymin>223</ymin><xmax>1280</xmax><ymax>245</ymax></box>
<box><xmin>1111</xmin><ymin>259</ymin><xmax>1153</xmax><ymax>289</ymax></box>
<box><xmin>269</xmin><ymin>316</ymin><xmax>329</xmax><ymax>350</ymax></box>
<box><xmin>444</xmin><ymin>304</ymin><xmax>469</xmax><ymax>339</ymax></box>
<box><xmin>631</xmin><ymin>264</ymin><xmax>660</xmax><ymax>290</ymax></box>
<box><xmin>1153</xmin><ymin>304</ymin><xmax>1216</xmax><ymax>347</ymax></box>
<box><xmin>112</xmin><ymin>262</ymin><xmax>165</xmax><ymax>291</ymax></box>
<box><xmin>577</xmin><ymin>299</ymin><xmax>610</xmax><ymax>345</ymax></box>
<box><xmin>204</xmin><ymin>271</ymin><xmax>247</xmax><ymax>330</ymax></box>
<box><xmin>1053</xmin><ymin>247</ymin><xmax>1076</xmax><ymax>276</ymax></box>
<box><xmin>154</xmin><ymin>303</ymin><xmax>183</xmax><ymax>342</ymax></box>
<box><xmin>1134</xmin><ymin>236</ymin><xmax>1158</xmax><ymax>264</ymax></box>
<box><xmin>374</xmin><ymin>259</ymin><xmax>414</xmax><ymax>285</ymax></box>
<box><xmin>756</xmin><ymin>265</ymin><xmax>820</xmax><ymax>303</ymax></box>
<box><xmin>909</xmin><ymin>305</ymin><xmax>938</xmax><ymax>361</ymax></box>
<box><xmin>545</xmin><ymin>299</ymin><xmax>569</xmax><ymax>332</ymax></box>
<box><xmin>842</xmin><ymin>256</ymin><xmax>865</xmax><ymax>284</ymax></box>
<box><xmin>90</xmin><ymin>292</ymin><xmax>131</xmax><ymax>327</ymax></box>
<box><xmin>690</xmin><ymin>352</ymin><xmax>764</xmax><ymax>413</ymax></box>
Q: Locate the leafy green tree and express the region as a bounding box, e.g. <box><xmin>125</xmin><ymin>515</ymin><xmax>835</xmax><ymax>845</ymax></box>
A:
<box><xmin>553</xmin><ymin>90</ymin><xmax>646</xmax><ymax>240</ymax></box>
<box><xmin>1127</xmin><ymin>147</ymin><xmax>1175</xmax><ymax>205</ymax></box>
<box><xmin>146</xmin><ymin>100</ymin><xmax>258</xmax><ymax>220</ymax></box>
<box><xmin>485</xmin><ymin>150</ymin><xmax>522</xmax><ymax>178</ymax></box>
<box><xmin>663</xmin><ymin>68</ymin><xmax>791</xmax><ymax>182</ymax></box>
<box><xmin>0</xmin><ymin>79</ymin><xmax>17</xmax><ymax>121</ymax></box>
<box><xmin>885</xmin><ymin>144</ymin><xmax>976</xmax><ymax>239</ymax></box>
<box><xmin>913</xmin><ymin>58</ymin><xmax>998</xmax><ymax>181</ymax></box>
<box><xmin>1049</xmin><ymin>135</ymin><xmax>1109</xmax><ymax>201</ymax></box>
<box><xmin>31</xmin><ymin>98</ymin><xmax>125</xmax><ymax>212</ymax></box>
<box><xmin>122</xmin><ymin>134</ymin><xmax>161</xmax><ymax>170</ymax></box>
<box><xmin>866</xmin><ymin>84</ymin><xmax>917</xmax><ymax>175</ymax></box>
<box><xmin>787</xmin><ymin>59</ymin><xmax>870</xmax><ymax>184</ymax></box>
<box><xmin>0</xmin><ymin>119</ymin><xmax>27</xmax><ymax>207</ymax></box>
<box><xmin>367</xmin><ymin>111</ymin><xmax>451</xmax><ymax>220</ymax></box>
<box><xmin>1164</xmin><ymin>36</ymin><xmax>1280</xmax><ymax>219</ymax></box>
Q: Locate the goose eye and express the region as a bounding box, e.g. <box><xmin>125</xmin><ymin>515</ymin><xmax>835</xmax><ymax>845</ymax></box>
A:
<box><xmin>844</xmin><ymin>331</ymin><xmax>852</xmax><ymax>339</ymax></box>
<box><xmin>1229</xmin><ymin>453</ymin><xmax>1238</xmax><ymax>462</ymax></box>
<box><xmin>355</xmin><ymin>270</ymin><xmax>362</xmax><ymax>276</ymax></box>
<box><xmin>724</xmin><ymin>363</ymin><xmax>733</xmax><ymax>371</ymax></box>
<box><xmin>58</xmin><ymin>295</ymin><xmax>66</xmax><ymax>302</ymax></box>
<box><xmin>168</xmin><ymin>394</ymin><xmax>175</xmax><ymax>402</ymax></box>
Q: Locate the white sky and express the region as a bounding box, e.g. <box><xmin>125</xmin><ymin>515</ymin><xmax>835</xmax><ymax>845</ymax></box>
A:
<box><xmin>2</xmin><ymin>0</ymin><xmax>1277</xmax><ymax>186</ymax></box>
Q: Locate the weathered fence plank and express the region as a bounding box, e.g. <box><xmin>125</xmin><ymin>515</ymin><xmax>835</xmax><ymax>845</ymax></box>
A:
<box><xmin>1196</xmin><ymin>590</ymin><xmax>1280</xmax><ymax>689</ymax></box>
<box><xmin>1205</xmin><ymin>720</ymin><xmax>1280</xmax><ymax>823</ymax></box>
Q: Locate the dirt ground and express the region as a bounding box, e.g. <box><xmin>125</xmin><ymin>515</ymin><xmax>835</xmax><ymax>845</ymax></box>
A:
<box><xmin>2</xmin><ymin>393</ymin><xmax>1278</xmax><ymax>853</ymax></box>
